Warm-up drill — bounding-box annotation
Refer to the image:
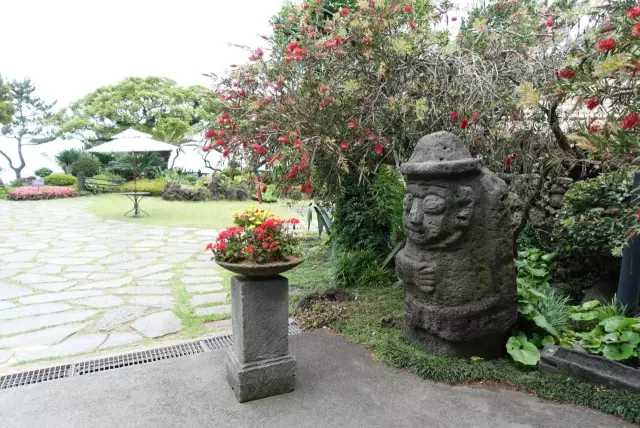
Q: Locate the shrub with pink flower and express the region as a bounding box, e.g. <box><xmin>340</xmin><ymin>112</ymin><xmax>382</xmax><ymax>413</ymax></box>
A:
<box><xmin>8</xmin><ymin>186</ymin><xmax>76</xmax><ymax>201</ymax></box>
<box><xmin>207</xmin><ymin>209</ymin><xmax>300</xmax><ymax>264</ymax></box>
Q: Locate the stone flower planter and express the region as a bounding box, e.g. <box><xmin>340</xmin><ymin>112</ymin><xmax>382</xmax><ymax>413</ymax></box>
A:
<box><xmin>216</xmin><ymin>256</ymin><xmax>302</xmax><ymax>402</ymax></box>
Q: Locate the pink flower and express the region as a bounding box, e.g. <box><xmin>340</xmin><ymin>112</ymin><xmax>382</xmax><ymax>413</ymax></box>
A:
<box><xmin>340</xmin><ymin>141</ymin><xmax>349</xmax><ymax>151</ymax></box>
<box><xmin>251</xmin><ymin>143</ymin><xmax>267</xmax><ymax>155</ymax></box>
<box><xmin>248</xmin><ymin>48</ymin><xmax>264</xmax><ymax>61</ymax></box>
<box><xmin>460</xmin><ymin>117</ymin><xmax>469</xmax><ymax>129</ymax></box>
<box><xmin>339</xmin><ymin>7</ymin><xmax>350</xmax><ymax>17</ymax></box>
<box><xmin>449</xmin><ymin>111</ymin><xmax>459</xmax><ymax>121</ymax></box>
<box><xmin>204</xmin><ymin>129</ymin><xmax>217</xmax><ymax>139</ymax></box>
<box><xmin>301</xmin><ymin>180</ymin><xmax>313</xmax><ymax>195</ymax></box>
<box><xmin>633</xmin><ymin>22</ymin><xmax>640</xmax><ymax>38</ymax></box>
<box><xmin>403</xmin><ymin>4</ymin><xmax>413</xmax><ymax>14</ymax></box>
<box><xmin>347</xmin><ymin>119</ymin><xmax>358</xmax><ymax>129</ymax></box>
<box><xmin>596</xmin><ymin>38</ymin><xmax>616</xmax><ymax>53</ymax></box>
<box><xmin>627</xmin><ymin>5</ymin><xmax>640</xmax><ymax>20</ymax></box>
<box><xmin>373</xmin><ymin>143</ymin><xmax>385</xmax><ymax>155</ymax></box>
<box><xmin>544</xmin><ymin>16</ymin><xmax>554</xmax><ymax>29</ymax></box>
<box><xmin>288</xmin><ymin>218</ymin><xmax>301</xmax><ymax>225</ymax></box>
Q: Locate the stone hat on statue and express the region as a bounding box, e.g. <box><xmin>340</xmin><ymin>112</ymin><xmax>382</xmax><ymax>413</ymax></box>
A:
<box><xmin>400</xmin><ymin>131</ymin><xmax>481</xmax><ymax>178</ymax></box>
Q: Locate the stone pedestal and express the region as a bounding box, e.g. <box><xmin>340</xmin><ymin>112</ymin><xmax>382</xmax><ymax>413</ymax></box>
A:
<box><xmin>225</xmin><ymin>275</ymin><xmax>295</xmax><ymax>402</ymax></box>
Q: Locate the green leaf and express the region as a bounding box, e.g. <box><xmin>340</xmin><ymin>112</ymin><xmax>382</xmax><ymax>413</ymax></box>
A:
<box><xmin>533</xmin><ymin>314</ymin><xmax>560</xmax><ymax>338</ymax></box>
<box><xmin>580</xmin><ymin>300</ymin><xmax>601</xmax><ymax>310</ymax></box>
<box><xmin>542</xmin><ymin>335</ymin><xmax>556</xmax><ymax>346</ymax></box>
<box><xmin>506</xmin><ymin>335</ymin><xmax>540</xmax><ymax>366</ymax></box>
<box><xmin>600</xmin><ymin>316</ymin><xmax>637</xmax><ymax>333</ymax></box>
<box><xmin>620</xmin><ymin>331</ymin><xmax>640</xmax><ymax>346</ymax></box>
<box><xmin>602</xmin><ymin>343</ymin><xmax>635</xmax><ymax>361</ymax></box>
<box><xmin>570</xmin><ymin>311</ymin><xmax>599</xmax><ymax>321</ymax></box>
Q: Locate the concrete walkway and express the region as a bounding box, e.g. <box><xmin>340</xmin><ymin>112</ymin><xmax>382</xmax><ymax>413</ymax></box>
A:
<box><xmin>0</xmin><ymin>331</ymin><xmax>631</xmax><ymax>428</ymax></box>
<box><xmin>0</xmin><ymin>199</ymin><xmax>230</xmax><ymax>371</ymax></box>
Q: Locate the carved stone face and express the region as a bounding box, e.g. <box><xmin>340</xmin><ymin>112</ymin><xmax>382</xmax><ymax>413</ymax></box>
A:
<box><xmin>403</xmin><ymin>181</ymin><xmax>475</xmax><ymax>248</ymax></box>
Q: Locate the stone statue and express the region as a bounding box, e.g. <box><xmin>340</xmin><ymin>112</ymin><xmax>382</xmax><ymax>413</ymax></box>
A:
<box><xmin>395</xmin><ymin>131</ymin><xmax>516</xmax><ymax>358</ymax></box>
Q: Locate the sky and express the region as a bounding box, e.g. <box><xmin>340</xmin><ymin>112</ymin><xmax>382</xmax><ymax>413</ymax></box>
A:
<box><xmin>0</xmin><ymin>0</ymin><xmax>477</xmax><ymax>109</ymax></box>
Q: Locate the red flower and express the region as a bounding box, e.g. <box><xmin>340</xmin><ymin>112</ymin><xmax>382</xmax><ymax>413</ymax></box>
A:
<box><xmin>202</xmin><ymin>142</ymin><xmax>212</xmax><ymax>152</ymax></box>
<box><xmin>544</xmin><ymin>16</ymin><xmax>554</xmax><ymax>29</ymax></box>
<box><xmin>596</xmin><ymin>38</ymin><xmax>616</xmax><ymax>53</ymax></box>
<box><xmin>318</xmin><ymin>84</ymin><xmax>330</xmax><ymax>94</ymax></box>
<box><xmin>627</xmin><ymin>5</ymin><xmax>640</xmax><ymax>19</ymax></box>
<box><xmin>204</xmin><ymin>129</ymin><xmax>217</xmax><ymax>139</ymax></box>
<box><xmin>244</xmin><ymin>245</ymin><xmax>255</xmax><ymax>255</ymax></box>
<box><xmin>555</xmin><ymin>68</ymin><xmax>576</xmax><ymax>80</ymax></box>
<box><xmin>460</xmin><ymin>117</ymin><xmax>469</xmax><ymax>129</ymax></box>
<box><xmin>251</xmin><ymin>143</ymin><xmax>267</xmax><ymax>155</ymax></box>
<box><xmin>293</xmin><ymin>139</ymin><xmax>303</xmax><ymax>150</ymax></box>
<box><xmin>503</xmin><ymin>154</ymin><xmax>517</xmax><ymax>172</ymax></box>
<box><xmin>223</xmin><ymin>148</ymin><xmax>230</xmax><ymax>158</ymax></box>
<box><xmin>301</xmin><ymin>180</ymin><xmax>313</xmax><ymax>195</ymax></box>
<box><xmin>633</xmin><ymin>22</ymin><xmax>640</xmax><ymax>38</ymax></box>
<box><xmin>215</xmin><ymin>139</ymin><xmax>225</xmax><ymax>147</ymax></box>
<box><xmin>205</xmin><ymin>243</ymin><xmax>214</xmax><ymax>251</ymax></box>
<box><xmin>403</xmin><ymin>4</ymin><xmax>413</xmax><ymax>14</ymax></box>
<box><xmin>288</xmin><ymin>218</ymin><xmax>301</xmax><ymax>225</ymax></box>
<box><xmin>373</xmin><ymin>143</ymin><xmax>385</xmax><ymax>155</ymax></box>
<box><xmin>636</xmin><ymin>209</ymin><xmax>640</xmax><ymax>223</ymax></box>
<box><xmin>339</xmin><ymin>7</ymin><xmax>350</xmax><ymax>17</ymax></box>
<box><xmin>409</xmin><ymin>20</ymin><xmax>417</xmax><ymax>31</ymax></box>
<box><xmin>286</xmin><ymin>165</ymin><xmax>300</xmax><ymax>180</ymax></box>
<box><xmin>471</xmin><ymin>111</ymin><xmax>481</xmax><ymax>123</ymax></box>
<box><xmin>585</xmin><ymin>97</ymin><xmax>600</xmax><ymax>110</ymax></box>
<box><xmin>302</xmin><ymin>2</ymin><xmax>309</xmax><ymax>10</ymax></box>
<box><xmin>621</xmin><ymin>112</ymin><xmax>640</xmax><ymax>130</ymax></box>
<box><xmin>277</xmin><ymin>135</ymin><xmax>289</xmax><ymax>144</ymax></box>
<box><xmin>340</xmin><ymin>141</ymin><xmax>349</xmax><ymax>151</ymax></box>
<box><xmin>347</xmin><ymin>119</ymin><xmax>358</xmax><ymax>129</ymax></box>
<box><xmin>449</xmin><ymin>111</ymin><xmax>459</xmax><ymax>121</ymax></box>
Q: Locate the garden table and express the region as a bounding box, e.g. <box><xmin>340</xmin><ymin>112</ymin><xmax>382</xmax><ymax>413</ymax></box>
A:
<box><xmin>120</xmin><ymin>192</ymin><xmax>150</xmax><ymax>218</ymax></box>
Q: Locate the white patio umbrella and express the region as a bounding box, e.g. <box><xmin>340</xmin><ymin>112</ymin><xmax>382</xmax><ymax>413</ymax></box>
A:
<box><xmin>88</xmin><ymin>129</ymin><xmax>177</xmax><ymax>216</ymax></box>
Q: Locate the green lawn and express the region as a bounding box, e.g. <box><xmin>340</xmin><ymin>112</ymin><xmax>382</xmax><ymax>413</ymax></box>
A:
<box><xmin>86</xmin><ymin>194</ymin><xmax>304</xmax><ymax>229</ymax></box>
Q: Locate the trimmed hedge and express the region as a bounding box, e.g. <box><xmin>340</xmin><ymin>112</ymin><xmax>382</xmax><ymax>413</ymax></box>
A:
<box><xmin>119</xmin><ymin>179</ymin><xmax>167</xmax><ymax>196</ymax></box>
<box><xmin>44</xmin><ymin>173</ymin><xmax>77</xmax><ymax>186</ymax></box>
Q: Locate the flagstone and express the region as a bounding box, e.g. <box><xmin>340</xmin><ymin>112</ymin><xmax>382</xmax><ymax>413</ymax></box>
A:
<box><xmin>100</xmin><ymin>332</ymin><xmax>144</xmax><ymax>349</ymax></box>
<box><xmin>131</xmin><ymin>264</ymin><xmax>173</xmax><ymax>278</ymax></box>
<box><xmin>19</xmin><ymin>290</ymin><xmax>103</xmax><ymax>305</ymax></box>
<box><xmin>0</xmin><ymin>309</ymin><xmax>97</xmax><ymax>336</ymax></box>
<box><xmin>0</xmin><ymin>323</ymin><xmax>85</xmax><ymax>349</ymax></box>
<box><xmin>0</xmin><ymin>251</ymin><xmax>38</xmax><ymax>263</ymax></box>
<box><xmin>185</xmin><ymin>283</ymin><xmax>225</xmax><ymax>294</ymax></box>
<box><xmin>14</xmin><ymin>273</ymin><xmax>68</xmax><ymax>284</ymax></box>
<box><xmin>132</xmin><ymin>311</ymin><xmax>181</xmax><ymax>338</ymax></box>
<box><xmin>113</xmin><ymin>286</ymin><xmax>172</xmax><ymax>295</ymax></box>
<box><xmin>0</xmin><ymin>350</ymin><xmax>12</xmax><ymax>365</ymax></box>
<box><xmin>195</xmin><ymin>304</ymin><xmax>231</xmax><ymax>317</ymax></box>
<box><xmin>191</xmin><ymin>293</ymin><xmax>227</xmax><ymax>306</ymax></box>
<box><xmin>79</xmin><ymin>295</ymin><xmax>125</xmax><ymax>309</ymax></box>
<box><xmin>0</xmin><ymin>284</ymin><xmax>33</xmax><ymax>300</ymax></box>
<box><xmin>0</xmin><ymin>301</ymin><xmax>16</xmax><ymax>310</ymax></box>
<box><xmin>16</xmin><ymin>334</ymin><xmax>107</xmax><ymax>362</ymax></box>
<box><xmin>31</xmin><ymin>281</ymin><xmax>77</xmax><ymax>292</ymax></box>
<box><xmin>74</xmin><ymin>277</ymin><xmax>133</xmax><ymax>290</ymax></box>
<box><xmin>95</xmin><ymin>307</ymin><xmax>148</xmax><ymax>331</ymax></box>
<box><xmin>128</xmin><ymin>295</ymin><xmax>175</xmax><ymax>308</ymax></box>
<box><xmin>0</xmin><ymin>303</ymin><xmax>72</xmax><ymax>321</ymax></box>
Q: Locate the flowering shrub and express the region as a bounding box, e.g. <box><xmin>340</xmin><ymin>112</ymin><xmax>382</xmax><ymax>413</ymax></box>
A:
<box><xmin>8</xmin><ymin>186</ymin><xmax>76</xmax><ymax>201</ymax></box>
<box><xmin>207</xmin><ymin>217</ymin><xmax>301</xmax><ymax>264</ymax></box>
<box><xmin>233</xmin><ymin>207</ymin><xmax>275</xmax><ymax>229</ymax></box>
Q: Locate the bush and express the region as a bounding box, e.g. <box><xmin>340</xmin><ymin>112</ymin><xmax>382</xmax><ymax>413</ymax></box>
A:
<box><xmin>93</xmin><ymin>172</ymin><xmax>125</xmax><ymax>182</ymax></box>
<box><xmin>34</xmin><ymin>167</ymin><xmax>53</xmax><ymax>178</ymax></box>
<box><xmin>161</xmin><ymin>183</ymin><xmax>210</xmax><ymax>201</ymax></box>
<box><xmin>70</xmin><ymin>154</ymin><xmax>100</xmax><ymax>178</ymax></box>
<box><xmin>44</xmin><ymin>173</ymin><xmax>77</xmax><ymax>186</ymax></box>
<box><xmin>119</xmin><ymin>178</ymin><xmax>167</xmax><ymax>196</ymax></box>
<box><xmin>332</xmin><ymin>249</ymin><xmax>393</xmax><ymax>289</ymax></box>
<box><xmin>8</xmin><ymin>186</ymin><xmax>76</xmax><ymax>200</ymax></box>
<box><xmin>556</xmin><ymin>170</ymin><xmax>637</xmax><ymax>257</ymax></box>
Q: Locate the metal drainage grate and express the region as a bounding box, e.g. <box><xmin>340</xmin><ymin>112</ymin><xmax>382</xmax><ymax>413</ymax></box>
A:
<box><xmin>74</xmin><ymin>342</ymin><xmax>204</xmax><ymax>376</ymax></box>
<box><xmin>0</xmin><ymin>322</ymin><xmax>303</xmax><ymax>391</ymax></box>
<box><xmin>0</xmin><ymin>364</ymin><xmax>72</xmax><ymax>390</ymax></box>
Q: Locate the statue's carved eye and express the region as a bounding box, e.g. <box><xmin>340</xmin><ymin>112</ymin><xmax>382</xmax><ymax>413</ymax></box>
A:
<box><xmin>423</xmin><ymin>194</ymin><xmax>446</xmax><ymax>214</ymax></box>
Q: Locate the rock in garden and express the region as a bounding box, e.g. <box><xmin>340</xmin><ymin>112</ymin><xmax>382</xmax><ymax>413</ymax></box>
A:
<box><xmin>395</xmin><ymin>131</ymin><xmax>517</xmax><ymax>358</ymax></box>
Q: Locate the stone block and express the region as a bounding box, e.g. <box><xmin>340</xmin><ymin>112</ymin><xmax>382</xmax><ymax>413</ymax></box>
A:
<box><xmin>225</xmin><ymin>350</ymin><xmax>295</xmax><ymax>403</ymax></box>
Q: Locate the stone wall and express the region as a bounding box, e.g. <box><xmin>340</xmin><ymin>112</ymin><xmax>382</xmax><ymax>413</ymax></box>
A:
<box><xmin>499</xmin><ymin>173</ymin><xmax>573</xmax><ymax>230</ymax></box>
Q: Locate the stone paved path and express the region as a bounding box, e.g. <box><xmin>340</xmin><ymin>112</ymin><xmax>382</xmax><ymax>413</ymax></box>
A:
<box><xmin>0</xmin><ymin>198</ymin><xmax>231</xmax><ymax>371</ymax></box>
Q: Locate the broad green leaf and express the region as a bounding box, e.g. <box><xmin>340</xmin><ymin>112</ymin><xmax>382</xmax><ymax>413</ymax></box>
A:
<box><xmin>602</xmin><ymin>343</ymin><xmax>635</xmax><ymax>361</ymax></box>
<box><xmin>533</xmin><ymin>314</ymin><xmax>560</xmax><ymax>338</ymax></box>
<box><xmin>600</xmin><ymin>316</ymin><xmax>637</xmax><ymax>333</ymax></box>
<box><xmin>506</xmin><ymin>335</ymin><xmax>540</xmax><ymax>366</ymax></box>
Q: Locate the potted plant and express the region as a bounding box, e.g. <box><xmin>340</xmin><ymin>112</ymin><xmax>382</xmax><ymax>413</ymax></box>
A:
<box><xmin>206</xmin><ymin>208</ymin><xmax>302</xmax><ymax>402</ymax></box>
<box><xmin>207</xmin><ymin>209</ymin><xmax>302</xmax><ymax>278</ymax></box>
